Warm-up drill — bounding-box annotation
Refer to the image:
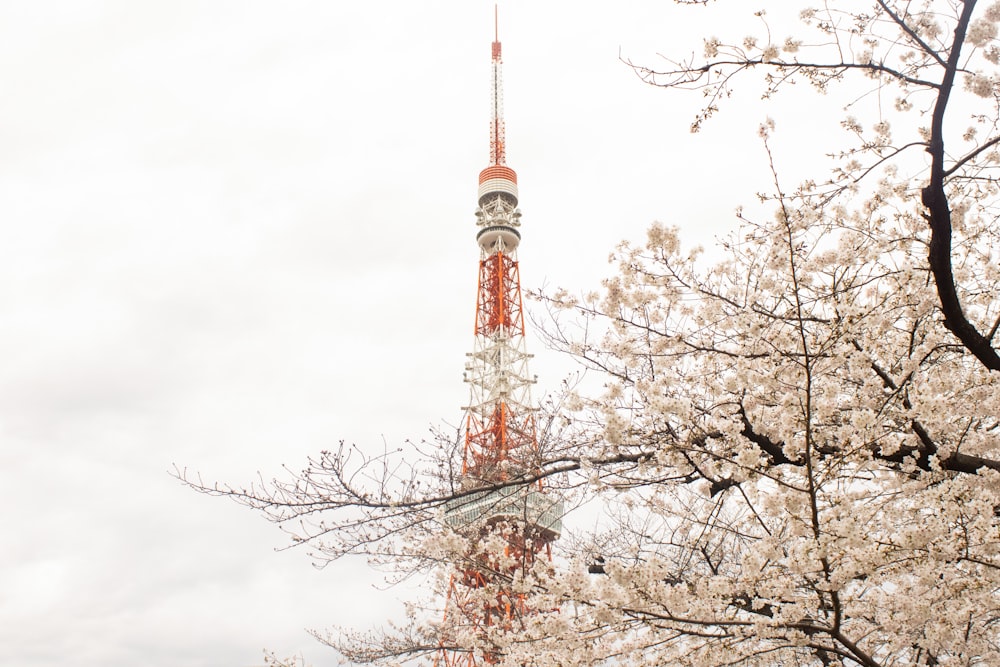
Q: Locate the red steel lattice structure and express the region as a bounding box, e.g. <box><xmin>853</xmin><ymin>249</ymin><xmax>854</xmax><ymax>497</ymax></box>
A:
<box><xmin>436</xmin><ymin>11</ymin><xmax>561</xmax><ymax>667</ymax></box>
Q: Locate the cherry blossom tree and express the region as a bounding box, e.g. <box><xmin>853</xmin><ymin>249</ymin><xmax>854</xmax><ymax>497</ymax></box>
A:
<box><xmin>183</xmin><ymin>2</ymin><xmax>1000</xmax><ymax>666</ymax></box>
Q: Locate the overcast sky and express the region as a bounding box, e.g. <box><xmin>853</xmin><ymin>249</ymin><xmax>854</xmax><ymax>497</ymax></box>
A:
<box><xmin>0</xmin><ymin>3</ymin><xmax>840</xmax><ymax>666</ymax></box>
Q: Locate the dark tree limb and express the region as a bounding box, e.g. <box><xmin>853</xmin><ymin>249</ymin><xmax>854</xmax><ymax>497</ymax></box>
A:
<box><xmin>921</xmin><ymin>0</ymin><xmax>1000</xmax><ymax>371</ymax></box>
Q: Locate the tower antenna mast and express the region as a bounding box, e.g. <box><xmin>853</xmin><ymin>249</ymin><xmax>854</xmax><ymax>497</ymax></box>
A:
<box><xmin>490</xmin><ymin>3</ymin><xmax>505</xmax><ymax>166</ymax></box>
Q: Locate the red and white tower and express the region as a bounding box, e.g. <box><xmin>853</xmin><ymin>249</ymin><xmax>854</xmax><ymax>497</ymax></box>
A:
<box><xmin>436</xmin><ymin>9</ymin><xmax>561</xmax><ymax>667</ymax></box>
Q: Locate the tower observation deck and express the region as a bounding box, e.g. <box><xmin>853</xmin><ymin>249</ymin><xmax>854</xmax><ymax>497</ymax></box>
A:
<box><xmin>435</xmin><ymin>9</ymin><xmax>562</xmax><ymax>667</ymax></box>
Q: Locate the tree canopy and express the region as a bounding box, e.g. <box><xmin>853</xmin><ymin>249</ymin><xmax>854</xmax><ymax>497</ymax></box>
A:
<box><xmin>185</xmin><ymin>2</ymin><xmax>1000</xmax><ymax>666</ymax></box>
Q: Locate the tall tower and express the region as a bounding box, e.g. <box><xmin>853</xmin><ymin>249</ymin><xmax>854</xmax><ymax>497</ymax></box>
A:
<box><xmin>437</xmin><ymin>9</ymin><xmax>561</xmax><ymax>667</ymax></box>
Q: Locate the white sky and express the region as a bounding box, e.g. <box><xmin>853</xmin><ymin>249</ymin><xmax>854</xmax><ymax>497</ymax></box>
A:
<box><xmin>0</xmin><ymin>2</ymin><xmax>845</xmax><ymax>666</ymax></box>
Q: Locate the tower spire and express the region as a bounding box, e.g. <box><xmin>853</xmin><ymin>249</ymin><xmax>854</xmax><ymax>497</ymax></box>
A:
<box><xmin>490</xmin><ymin>4</ymin><xmax>505</xmax><ymax>166</ymax></box>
